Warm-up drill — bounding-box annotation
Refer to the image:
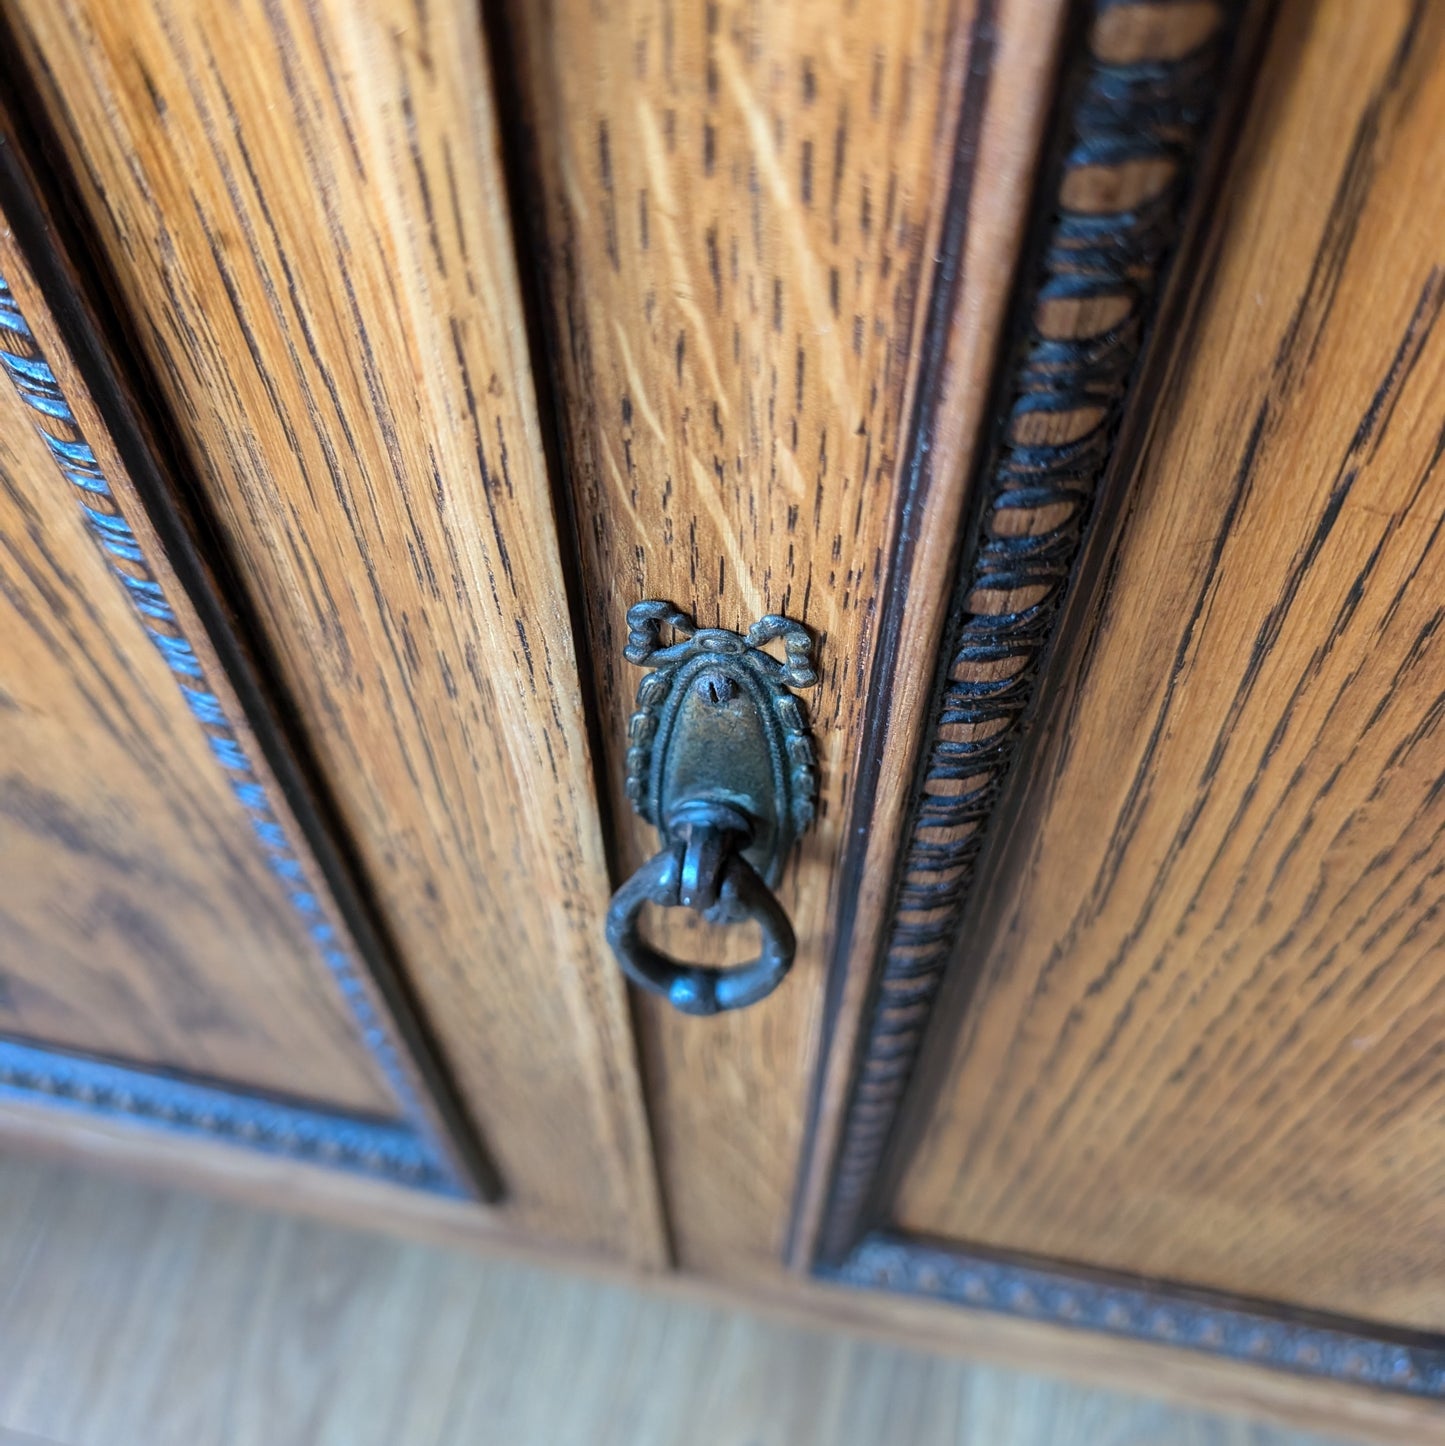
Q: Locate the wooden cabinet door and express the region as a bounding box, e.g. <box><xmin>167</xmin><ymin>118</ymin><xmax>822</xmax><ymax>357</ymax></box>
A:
<box><xmin>799</xmin><ymin>0</ymin><xmax>1445</xmax><ymax>1407</ymax></box>
<box><xmin>1</xmin><ymin>0</ymin><xmax>1073</xmax><ymax>1278</ymax></box>
<box><xmin>0</xmin><ymin>133</ymin><xmax>482</xmax><ymax>1203</ymax></box>
<box><xmin>12</xmin><ymin>0</ymin><xmax>1445</xmax><ymax>1414</ymax></box>
<box><xmin>496</xmin><ymin>0</ymin><xmax>1070</xmax><ymax>1279</ymax></box>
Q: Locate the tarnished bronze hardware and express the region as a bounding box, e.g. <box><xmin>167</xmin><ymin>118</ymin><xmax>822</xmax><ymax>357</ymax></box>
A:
<box><xmin>605</xmin><ymin>601</ymin><xmax>818</xmax><ymax>1016</ymax></box>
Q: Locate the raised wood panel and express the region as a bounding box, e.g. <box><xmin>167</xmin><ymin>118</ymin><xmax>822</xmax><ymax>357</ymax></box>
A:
<box><xmin>0</xmin><ymin>129</ymin><xmax>479</xmax><ymax>1197</ymax></box>
<box><xmin>501</xmin><ymin>0</ymin><xmax>1068</xmax><ymax>1273</ymax></box>
<box><xmin>0</xmin><ymin>175</ymin><xmax>392</xmax><ymax>1117</ymax></box>
<box><xmin>895</xmin><ymin>0</ymin><xmax>1445</xmax><ymax>1331</ymax></box>
<box><xmin>5</xmin><ymin>0</ymin><xmax>664</xmax><ymax>1260</ymax></box>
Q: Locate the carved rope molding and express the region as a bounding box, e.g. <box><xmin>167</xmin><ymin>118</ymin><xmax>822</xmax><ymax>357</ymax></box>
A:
<box><xmin>0</xmin><ymin>270</ymin><xmax>466</xmax><ymax>1196</ymax></box>
<box><xmin>819</xmin><ymin>0</ymin><xmax>1245</xmax><ymax>1259</ymax></box>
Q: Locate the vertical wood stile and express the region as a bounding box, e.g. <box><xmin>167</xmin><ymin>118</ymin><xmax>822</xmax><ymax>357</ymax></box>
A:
<box><xmin>498</xmin><ymin>0</ymin><xmax>1069</xmax><ymax>1271</ymax></box>
<box><xmin>5</xmin><ymin>0</ymin><xmax>666</xmax><ymax>1262</ymax></box>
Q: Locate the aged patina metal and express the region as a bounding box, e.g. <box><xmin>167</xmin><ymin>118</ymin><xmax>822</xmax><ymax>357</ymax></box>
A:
<box><xmin>605</xmin><ymin>600</ymin><xmax>818</xmax><ymax>1016</ymax></box>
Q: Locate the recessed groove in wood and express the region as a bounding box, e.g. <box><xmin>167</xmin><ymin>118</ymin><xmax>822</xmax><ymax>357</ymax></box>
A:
<box><xmin>816</xmin><ymin>0</ymin><xmax>1248</xmax><ymax>1264</ymax></box>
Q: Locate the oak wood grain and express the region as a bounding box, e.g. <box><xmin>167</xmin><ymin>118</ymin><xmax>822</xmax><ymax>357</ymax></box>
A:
<box><xmin>501</xmin><ymin>0</ymin><xmax>1068</xmax><ymax>1274</ymax></box>
<box><xmin>895</xmin><ymin>0</ymin><xmax>1445</xmax><ymax>1331</ymax></box>
<box><xmin>800</xmin><ymin>0</ymin><xmax>1251</xmax><ymax>1265</ymax></box>
<box><xmin>0</xmin><ymin>178</ymin><xmax>395</xmax><ymax>1115</ymax></box>
<box><xmin>0</xmin><ymin>1156</ymin><xmax>1400</xmax><ymax>1446</ymax></box>
<box><xmin>4</xmin><ymin>0</ymin><xmax>664</xmax><ymax>1260</ymax></box>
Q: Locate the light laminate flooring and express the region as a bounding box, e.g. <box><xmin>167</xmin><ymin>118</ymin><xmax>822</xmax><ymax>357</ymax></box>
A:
<box><xmin>0</xmin><ymin>1159</ymin><xmax>1369</xmax><ymax>1446</ymax></box>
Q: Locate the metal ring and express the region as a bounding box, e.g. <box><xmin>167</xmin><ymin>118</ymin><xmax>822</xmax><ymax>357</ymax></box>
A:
<box><xmin>605</xmin><ymin>846</ymin><xmax>796</xmax><ymax>1016</ymax></box>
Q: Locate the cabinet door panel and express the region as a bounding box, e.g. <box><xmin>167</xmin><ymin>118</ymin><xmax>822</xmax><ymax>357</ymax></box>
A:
<box><xmin>798</xmin><ymin>0</ymin><xmax>1445</xmax><ymax>1403</ymax></box>
<box><xmin>5</xmin><ymin>0</ymin><xmax>663</xmax><ymax>1262</ymax></box>
<box><xmin>0</xmin><ymin>140</ymin><xmax>475</xmax><ymax>1196</ymax></box>
<box><xmin>0</xmin><ymin>337</ymin><xmax>384</xmax><ymax>1115</ymax></box>
<box><xmin>501</xmin><ymin>0</ymin><xmax>1068</xmax><ymax>1275</ymax></box>
<box><xmin>809</xmin><ymin>0</ymin><xmax>1260</xmax><ymax>1266</ymax></box>
<box><xmin>889</xmin><ymin>0</ymin><xmax>1445</xmax><ymax>1332</ymax></box>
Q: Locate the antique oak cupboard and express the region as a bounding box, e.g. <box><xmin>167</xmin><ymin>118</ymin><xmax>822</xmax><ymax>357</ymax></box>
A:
<box><xmin>1</xmin><ymin>0</ymin><xmax>1443</xmax><ymax>1434</ymax></box>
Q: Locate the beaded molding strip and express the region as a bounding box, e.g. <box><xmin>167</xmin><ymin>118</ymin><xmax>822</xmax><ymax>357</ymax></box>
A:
<box><xmin>827</xmin><ymin>1234</ymin><xmax>1445</xmax><ymax>1398</ymax></box>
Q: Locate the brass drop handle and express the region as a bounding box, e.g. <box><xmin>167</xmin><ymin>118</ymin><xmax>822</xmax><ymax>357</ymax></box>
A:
<box><xmin>605</xmin><ymin>602</ymin><xmax>818</xmax><ymax>1016</ymax></box>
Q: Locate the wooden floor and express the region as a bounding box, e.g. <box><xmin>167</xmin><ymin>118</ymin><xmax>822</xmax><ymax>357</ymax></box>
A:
<box><xmin>0</xmin><ymin>1158</ymin><xmax>1364</xmax><ymax>1446</ymax></box>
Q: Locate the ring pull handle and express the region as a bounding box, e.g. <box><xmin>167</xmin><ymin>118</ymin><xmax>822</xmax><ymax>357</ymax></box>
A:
<box><xmin>605</xmin><ymin>817</ymin><xmax>796</xmax><ymax>1017</ymax></box>
<box><xmin>605</xmin><ymin>600</ymin><xmax>818</xmax><ymax>1017</ymax></box>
